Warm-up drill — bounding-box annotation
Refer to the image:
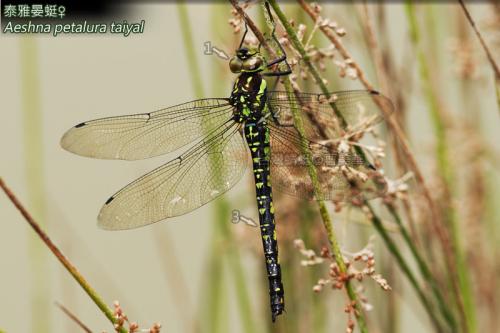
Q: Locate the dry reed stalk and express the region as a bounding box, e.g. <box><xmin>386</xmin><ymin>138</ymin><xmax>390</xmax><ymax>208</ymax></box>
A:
<box><xmin>458</xmin><ymin>0</ymin><xmax>500</xmax><ymax>80</ymax></box>
<box><xmin>0</xmin><ymin>178</ymin><xmax>128</xmax><ymax>333</ymax></box>
<box><xmin>358</xmin><ymin>2</ymin><xmax>420</xmax><ymax>249</ymax></box>
<box><xmin>55</xmin><ymin>301</ymin><xmax>93</xmax><ymax>333</ymax></box>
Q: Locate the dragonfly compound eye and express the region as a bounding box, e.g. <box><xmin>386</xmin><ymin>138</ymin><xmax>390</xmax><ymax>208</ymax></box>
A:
<box><xmin>229</xmin><ymin>57</ymin><xmax>243</xmax><ymax>73</ymax></box>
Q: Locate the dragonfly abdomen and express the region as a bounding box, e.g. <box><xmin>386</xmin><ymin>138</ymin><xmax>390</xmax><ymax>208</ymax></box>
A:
<box><xmin>244</xmin><ymin>123</ymin><xmax>284</xmax><ymax>322</ymax></box>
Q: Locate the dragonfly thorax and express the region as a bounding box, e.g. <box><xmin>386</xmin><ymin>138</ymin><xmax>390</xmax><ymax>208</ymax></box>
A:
<box><xmin>230</xmin><ymin>72</ymin><xmax>268</xmax><ymax>124</ymax></box>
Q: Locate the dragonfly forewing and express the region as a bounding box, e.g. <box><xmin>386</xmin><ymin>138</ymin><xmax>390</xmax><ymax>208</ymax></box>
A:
<box><xmin>60</xmin><ymin>98</ymin><xmax>233</xmax><ymax>160</ymax></box>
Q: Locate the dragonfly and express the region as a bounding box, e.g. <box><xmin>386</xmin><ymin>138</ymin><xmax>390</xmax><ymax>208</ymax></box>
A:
<box><xmin>60</xmin><ymin>5</ymin><xmax>393</xmax><ymax>322</ymax></box>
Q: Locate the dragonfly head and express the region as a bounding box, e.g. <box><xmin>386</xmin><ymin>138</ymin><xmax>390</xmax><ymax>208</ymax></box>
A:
<box><xmin>230</xmin><ymin>47</ymin><xmax>266</xmax><ymax>74</ymax></box>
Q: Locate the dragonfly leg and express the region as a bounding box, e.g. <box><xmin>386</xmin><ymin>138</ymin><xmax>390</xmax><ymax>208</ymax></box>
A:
<box><xmin>239</xmin><ymin>22</ymin><xmax>248</xmax><ymax>49</ymax></box>
<box><xmin>263</xmin><ymin>38</ymin><xmax>291</xmax><ymax>77</ymax></box>
<box><xmin>262</xmin><ymin>1</ymin><xmax>292</xmax><ymax>78</ymax></box>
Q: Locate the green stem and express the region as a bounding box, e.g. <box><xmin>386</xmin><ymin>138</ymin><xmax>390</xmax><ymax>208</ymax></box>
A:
<box><xmin>0</xmin><ymin>178</ymin><xmax>127</xmax><ymax>333</ymax></box>
<box><xmin>265</xmin><ymin>2</ymin><xmax>368</xmax><ymax>332</ymax></box>
<box><xmin>387</xmin><ymin>205</ymin><xmax>457</xmax><ymax>330</ymax></box>
<box><xmin>20</xmin><ymin>37</ymin><xmax>50</xmax><ymax>333</ymax></box>
<box><xmin>364</xmin><ymin>201</ymin><xmax>444</xmax><ymax>331</ymax></box>
<box><xmin>286</xmin><ymin>74</ymin><xmax>369</xmax><ymax>333</ymax></box>
<box><xmin>221</xmin><ymin>215</ymin><xmax>258</xmax><ymax>333</ymax></box>
<box><xmin>177</xmin><ymin>1</ymin><xmax>205</xmax><ymax>97</ymax></box>
<box><xmin>296</xmin><ymin>1</ymin><xmax>458</xmax><ymax>331</ymax></box>
<box><xmin>269</xmin><ymin>0</ymin><xmax>347</xmax><ymax>128</ymax></box>
<box><xmin>268</xmin><ymin>1</ymin><xmax>447</xmax><ymax>331</ymax></box>
<box><xmin>205</xmin><ymin>203</ymin><xmax>229</xmax><ymax>333</ymax></box>
<box><xmin>177</xmin><ymin>4</ymin><xmax>234</xmax><ymax>332</ymax></box>
<box><xmin>405</xmin><ymin>3</ymin><xmax>476</xmax><ymax>332</ymax></box>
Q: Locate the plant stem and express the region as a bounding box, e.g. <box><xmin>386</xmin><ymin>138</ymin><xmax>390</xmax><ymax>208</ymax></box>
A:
<box><xmin>20</xmin><ymin>37</ymin><xmax>50</xmax><ymax>333</ymax></box>
<box><xmin>55</xmin><ymin>301</ymin><xmax>93</xmax><ymax>333</ymax></box>
<box><xmin>286</xmin><ymin>69</ymin><xmax>369</xmax><ymax>333</ymax></box>
<box><xmin>153</xmin><ymin>229</ymin><xmax>194</xmax><ymax>332</ymax></box>
<box><xmin>205</xmin><ymin>203</ymin><xmax>230</xmax><ymax>333</ymax></box>
<box><xmin>264</xmin><ymin>1</ymin><xmax>368</xmax><ymax>331</ymax></box>
<box><xmin>221</xmin><ymin>213</ymin><xmax>257</xmax><ymax>333</ymax></box>
<box><xmin>178</xmin><ymin>4</ymin><xmax>233</xmax><ymax>332</ymax></box>
<box><xmin>386</xmin><ymin>205</ymin><xmax>457</xmax><ymax>330</ymax></box>
<box><xmin>405</xmin><ymin>3</ymin><xmax>476</xmax><ymax>332</ymax></box>
<box><xmin>297</xmin><ymin>1</ymin><xmax>459</xmax><ymax>330</ymax></box>
<box><xmin>457</xmin><ymin>0</ymin><xmax>500</xmax><ymax>80</ymax></box>
<box><xmin>297</xmin><ymin>0</ymin><xmax>450</xmax><ymax>272</ymax></box>
<box><xmin>457</xmin><ymin>0</ymin><xmax>500</xmax><ymax>116</ymax></box>
<box><xmin>177</xmin><ymin>1</ymin><xmax>205</xmax><ymax>98</ymax></box>
<box><xmin>269</xmin><ymin>0</ymin><xmax>346</xmax><ymax>128</ymax></box>
<box><xmin>364</xmin><ymin>201</ymin><xmax>445</xmax><ymax>331</ymax></box>
<box><xmin>0</xmin><ymin>178</ymin><xmax>127</xmax><ymax>333</ymax></box>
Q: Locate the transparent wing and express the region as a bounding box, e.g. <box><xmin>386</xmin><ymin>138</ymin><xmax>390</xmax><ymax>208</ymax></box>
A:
<box><xmin>61</xmin><ymin>98</ymin><xmax>234</xmax><ymax>160</ymax></box>
<box><xmin>98</xmin><ymin>121</ymin><xmax>248</xmax><ymax>230</ymax></box>
<box><xmin>266</xmin><ymin>90</ymin><xmax>393</xmax><ymax>140</ymax></box>
<box><xmin>268</xmin><ymin>123</ymin><xmax>387</xmax><ymax>201</ymax></box>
